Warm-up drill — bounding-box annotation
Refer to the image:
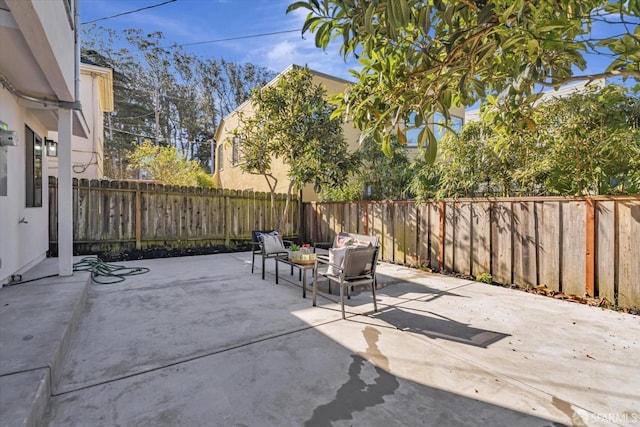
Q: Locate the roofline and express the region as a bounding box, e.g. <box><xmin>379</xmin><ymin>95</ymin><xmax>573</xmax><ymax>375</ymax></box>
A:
<box><xmin>79</xmin><ymin>62</ymin><xmax>112</xmax><ymax>76</ymax></box>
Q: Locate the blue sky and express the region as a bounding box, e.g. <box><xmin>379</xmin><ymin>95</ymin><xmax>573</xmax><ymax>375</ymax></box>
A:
<box><xmin>80</xmin><ymin>0</ymin><xmax>357</xmax><ymax>80</ymax></box>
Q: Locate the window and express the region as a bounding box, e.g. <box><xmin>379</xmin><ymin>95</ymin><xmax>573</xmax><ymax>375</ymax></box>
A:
<box><xmin>232</xmin><ymin>137</ymin><xmax>240</xmax><ymax>167</ymax></box>
<box><xmin>25</xmin><ymin>126</ymin><xmax>43</xmax><ymax>207</ymax></box>
<box><xmin>217</xmin><ymin>144</ymin><xmax>224</xmax><ymax>171</ymax></box>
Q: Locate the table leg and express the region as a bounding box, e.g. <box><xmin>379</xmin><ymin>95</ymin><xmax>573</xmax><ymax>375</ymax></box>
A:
<box><xmin>302</xmin><ymin>269</ymin><xmax>306</xmax><ymax>299</ymax></box>
<box><xmin>312</xmin><ymin>265</ymin><xmax>317</xmax><ymax>306</ymax></box>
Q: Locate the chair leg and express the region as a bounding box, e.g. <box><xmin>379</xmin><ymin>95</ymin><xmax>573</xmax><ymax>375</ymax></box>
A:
<box><xmin>340</xmin><ymin>282</ymin><xmax>346</xmax><ymax>319</ymax></box>
<box><xmin>262</xmin><ymin>255</ymin><xmax>265</xmax><ymax>280</ymax></box>
<box><xmin>371</xmin><ymin>278</ymin><xmax>378</xmax><ymax>312</ymax></box>
<box><xmin>252</xmin><ymin>251</ymin><xmax>255</xmax><ymax>274</ymax></box>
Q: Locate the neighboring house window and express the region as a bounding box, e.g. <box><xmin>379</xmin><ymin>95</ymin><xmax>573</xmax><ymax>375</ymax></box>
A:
<box><xmin>25</xmin><ymin>126</ymin><xmax>43</xmax><ymax>207</ymax></box>
<box><xmin>232</xmin><ymin>137</ymin><xmax>240</xmax><ymax>167</ymax></box>
<box><xmin>217</xmin><ymin>144</ymin><xmax>224</xmax><ymax>171</ymax></box>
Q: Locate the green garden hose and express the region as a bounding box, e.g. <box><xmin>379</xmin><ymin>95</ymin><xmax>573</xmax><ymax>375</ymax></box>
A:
<box><xmin>73</xmin><ymin>257</ymin><xmax>150</xmax><ymax>284</ymax></box>
<box><xmin>4</xmin><ymin>257</ymin><xmax>150</xmax><ymax>286</ymax></box>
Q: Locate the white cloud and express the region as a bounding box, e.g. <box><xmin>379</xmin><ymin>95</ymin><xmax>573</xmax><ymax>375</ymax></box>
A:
<box><xmin>265</xmin><ymin>41</ymin><xmax>297</xmax><ymax>72</ymax></box>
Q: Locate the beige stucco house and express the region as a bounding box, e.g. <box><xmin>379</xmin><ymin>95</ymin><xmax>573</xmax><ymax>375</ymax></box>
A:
<box><xmin>213</xmin><ymin>65</ymin><xmax>362</xmax><ymax>202</ymax></box>
<box><xmin>0</xmin><ymin>0</ymin><xmax>85</xmax><ymax>285</ymax></box>
<box><xmin>213</xmin><ymin>64</ymin><xmax>465</xmax><ymax>202</ymax></box>
<box><xmin>47</xmin><ymin>60</ymin><xmax>113</xmax><ymax>180</ymax></box>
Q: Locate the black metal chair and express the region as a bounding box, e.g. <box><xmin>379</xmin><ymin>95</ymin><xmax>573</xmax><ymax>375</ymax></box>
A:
<box><xmin>251</xmin><ymin>230</ymin><xmax>291</xmax><ymax>280</ymax></box>
<box><xmin>315</xmin><ymin>245</ymin><xmax>379</xmax><ymax>319</ymax></box>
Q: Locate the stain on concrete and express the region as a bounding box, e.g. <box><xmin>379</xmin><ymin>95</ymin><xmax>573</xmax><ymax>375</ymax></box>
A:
<box><xmin>305</xmin><ymin>326</ymin><xmax>399</xmax><ymax>426</ymax></box>
<box><xmin>551</xmin><ymin>395</ymin><xmax>585</xmax><ymax>427</ymax></box>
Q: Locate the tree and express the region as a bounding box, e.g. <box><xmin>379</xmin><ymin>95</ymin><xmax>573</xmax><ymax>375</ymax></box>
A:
<box><xmin>127</xmin><ymin>140</ymin><xmax>212</xmax><ymax>187</ymax></box>
<box><xmin>407</xmin><ymin>84</ymin><xmax>640</xmax><ymax>199</ymax></box>
<box><xmin>323</xmin><ymin>135</ymin><xmax>412</xmax><ymax>201</ymax></box>
<box><xmin>528</xmin><ymin>84</ymin><xmax>640</xmax><ymax>195</ymax></box>
<box><xmin>288</xmin><ymin>0</ymin><xmax>640</xmax><ymax>160</ymax></box>
<box><xmin>235</xmin><ymin>66</ymin><xmax>359</xmax><ymax>226</ymax></box>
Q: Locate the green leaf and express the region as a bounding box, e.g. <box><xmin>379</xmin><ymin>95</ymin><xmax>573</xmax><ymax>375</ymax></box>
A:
<box><xmin>286</xmin><ymin>2</ymin><xmax>312</xmax><ymax>13</ymax></box>
<box><xmin>397</xmin><ymin>129</ymin><xmax>407</xmax><ymax>145</ymax></box>
<box><xmin>424</xmin><ymin>129</ymin><xmax>438</xmax><ymax>164</ymax></box>
<box><xmin>477</xmin><ymin>3</ymin><xmax>494</xmax><ymax>25</ymax></box>
<box><xmin>365</xmin><ymin>4</ymin><xmax>375</xmax><ymax>34</ymax></box>
<box><xmin>382</xmin><ymin>133</ymin><xmax>393</xmax><ymax>157</ymax></box>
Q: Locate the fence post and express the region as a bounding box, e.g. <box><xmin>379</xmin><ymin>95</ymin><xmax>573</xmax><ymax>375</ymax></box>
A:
<box><xmin>135</xmin><ymin>183</ymin><xmax>142</xmax><ymax>250</ymax></box>
<box><xmin>439</xmin><ymin>200</ymin><xmax>446</xmax><ymax>271</ymax></box>
<box><xmin>585</xmin><ymin>197</ymin><xmax>595</xmax><ymax>297</ymax></box>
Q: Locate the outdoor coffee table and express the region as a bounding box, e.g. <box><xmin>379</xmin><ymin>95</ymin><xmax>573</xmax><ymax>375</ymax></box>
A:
<box><xmin>275</xmin><ymin>256</ymin><xmax>317</xmax><ymax>299</ymax></box>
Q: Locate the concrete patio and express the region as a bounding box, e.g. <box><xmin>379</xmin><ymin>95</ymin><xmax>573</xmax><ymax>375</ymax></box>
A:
<box><xmin>1</xmin><ymin>252</ymin><xmax>638</xmax><ymax>426</ymax></box>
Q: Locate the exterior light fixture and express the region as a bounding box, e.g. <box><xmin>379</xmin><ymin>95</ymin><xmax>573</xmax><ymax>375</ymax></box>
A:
<box><xmin>45</xmin><ymin>137</ymin><xmax>58</xmax><ymax>157</ymax></box>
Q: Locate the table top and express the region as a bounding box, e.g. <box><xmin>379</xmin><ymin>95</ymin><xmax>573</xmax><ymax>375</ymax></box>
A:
<box><xmin>277</xmin><ymin>257</ymin><xmax>317</xmax><ymax>268</ymax></box>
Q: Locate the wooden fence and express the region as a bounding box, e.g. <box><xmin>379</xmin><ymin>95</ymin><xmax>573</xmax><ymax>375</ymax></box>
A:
<box><xmin>302</xmin><ymin>197</ymin><xmax>640</xmax><ymax>309</ymax></box>
<box><xmin>48</xmin><ymin>177</ymin><xmax>299</xmax><ymax>254</ymax></box>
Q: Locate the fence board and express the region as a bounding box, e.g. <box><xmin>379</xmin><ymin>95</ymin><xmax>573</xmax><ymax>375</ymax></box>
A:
<box><xmin>562</xmin><ymin>201</ymin><xmax>586</xmax><ymax>296</ymax></box>
<box><xmin>417</xmin><ymin>203</ymin><xmax>430</xmax><ymax>266</ymax></box>
<box><xmin>429</xmin><ymin>202</ymin><xmax>440</xmax><ymax>269</ymax></box>
<box><xmin>513</xmin><ymin>201</ymin><xmax>537</xmax><ymax>287</ymax></box>
<box><xmin>394</xmin><ymin>203</ymin><xmax>407</xmax><ymax>264</ymax></box>
<box><xmin>596</xmin><ymin>201</ymin><xmax>616</xmax><ymax>302</ymax></box>
<box><xmin>405</xmin><ymin>203</ymin><xmax>419</xmax><ymax>266</ymax></box>
<box><xmin>537</xmin><ymin>201</ymin><xmax>560</xmax><ymax>291</ymax></box>
<box><xmin>471</xmin><ymin>201</ymin><xmax>491</xmax><ymax>277</ymax></box>
<box><xmin>618</xmin><ymin>200</ymin><xmax>640</xmax><ymax>309</ymax></box>
<box><xmin>370</xmin><ymin>203</ymin><xmax>384</xmax><ymax>260</ymax></box>
<box><xmin>75</xmin><ymin>180</ymin><xmax>88</xmax><ymax>241</ymax></box>
<box><xmin>492</xmin><ymin>202</ymin><xmax>513</xmax><ymax>285</ymax></box>
<box><xmin>382</xmin><ymin>203</ymin><xmax>394</xmax><ymax>262</ymax></box>
<box><xmin>454</xmin><ymin>202</ymin><xmax>472</xmax><ymax>276</ymax></box>
<box><xmin>443</xmin><ymin>203</ymin><xmax>455</xmax><ymax>270</ymax></box>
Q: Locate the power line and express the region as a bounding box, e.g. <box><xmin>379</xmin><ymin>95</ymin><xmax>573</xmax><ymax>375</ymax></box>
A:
<box><xmin>81</xmin><ymin>0</ymin><xmax>177</xmax><ymax>25</ymax></box>
<box><xmin>177</xmin><ymin>29</ymin><xmax>303</xmax><ymax>48</ymax></box>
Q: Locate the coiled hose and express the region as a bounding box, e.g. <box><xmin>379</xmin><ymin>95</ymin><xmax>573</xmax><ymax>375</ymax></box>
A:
<box><xmin>73</xmin><ymin>257</ymin><xmax>150</xmax><ymax>284</ymax></box>
<box><xmin>4</xmin><ymin>257</ymin><xmax>150</xmax><ymax>286</ymax></box>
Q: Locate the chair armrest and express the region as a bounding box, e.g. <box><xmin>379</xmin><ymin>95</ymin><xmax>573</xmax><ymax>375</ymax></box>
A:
<box><xmin>316</xmin><ymin>255</ymin><xmax>343</xmax><ymax>274</ymax></box>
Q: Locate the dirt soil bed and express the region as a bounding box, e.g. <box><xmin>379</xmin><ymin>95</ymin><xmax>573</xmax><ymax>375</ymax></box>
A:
<box><xmin>95</xmin><ymin>244</ymin><xmax>253</xmax><ymax>262</ymax></box>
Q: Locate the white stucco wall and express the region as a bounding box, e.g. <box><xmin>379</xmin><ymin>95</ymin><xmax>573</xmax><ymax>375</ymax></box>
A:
<box><xmin>0</xmin><ymin>90</ymin><xmax>50</xmax><ymax>285</ymax></box>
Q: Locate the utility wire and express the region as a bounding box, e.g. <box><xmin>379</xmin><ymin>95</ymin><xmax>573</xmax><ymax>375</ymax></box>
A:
<box><xmin>178</xmin><ymin>29</ymin><xmax>302</xmax><ymax>47</ymax></box>
<box><xmin>81</xmin><ymin>0</ymin><xmax>177</xmax><ymax>25</ymax></box>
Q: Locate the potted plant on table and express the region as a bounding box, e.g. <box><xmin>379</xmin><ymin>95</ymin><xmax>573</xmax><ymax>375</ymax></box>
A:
<box><xmin>289</xmin><ymin>244</ymin><xmax>301</xmax><ymax>261</ymax></box>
